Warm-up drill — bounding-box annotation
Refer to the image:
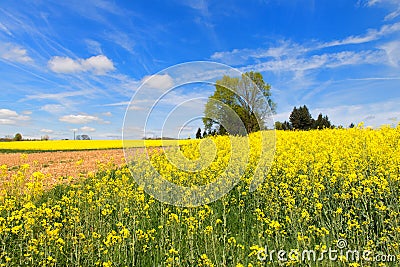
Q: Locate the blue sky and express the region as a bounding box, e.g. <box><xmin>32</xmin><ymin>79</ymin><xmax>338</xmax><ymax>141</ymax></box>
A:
<box><xmin>0</xmin><ymin>0</ymin><xmax>399</xmax><ymax>139</ymax></box>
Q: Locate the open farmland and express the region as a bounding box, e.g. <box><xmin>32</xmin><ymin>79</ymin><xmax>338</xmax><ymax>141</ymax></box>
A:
<box><xmin>0</xmin><ymin>139</ymin><xmax>188</xmax><ymax>153</ymax></box>
<box><xmin>0</xmin><ymin>127</ymin><xmax>399</xmax><ymax>266</ymax></box>
<box><xmin>0</xmin><ymin>149</ymin><xmax>125</xmax><ymax>191</ymax></box>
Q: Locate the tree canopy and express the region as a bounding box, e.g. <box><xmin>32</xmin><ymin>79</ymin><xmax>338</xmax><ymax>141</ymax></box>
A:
<box><xmin>13</xmin><ymin>133</ymin><xmax>22</xmax><ymax>141</ymax></box>
<box><xmin>203</xmin><ymin>71</ymin><xmax>275</xmax><ymax>135</ymax></box>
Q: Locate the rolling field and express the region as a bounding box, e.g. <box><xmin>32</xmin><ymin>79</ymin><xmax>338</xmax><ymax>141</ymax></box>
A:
<box><xmin>0</xmin><ymin>127</ymin><xmax>399</xmax><ymax>266</ymax></box>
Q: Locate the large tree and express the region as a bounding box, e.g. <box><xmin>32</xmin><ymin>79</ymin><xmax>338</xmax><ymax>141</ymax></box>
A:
<box><xmin>13</xmin><ymin>133</ymin><xmax>22</xmax><ymax>141</ymax></box>
<box><xmin>203</xmin><ymin>72</ymin><xmax>275</xmax><ymax>135</ymax></box>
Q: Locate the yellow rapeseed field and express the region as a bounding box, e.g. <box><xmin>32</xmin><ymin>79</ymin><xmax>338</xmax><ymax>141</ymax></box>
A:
<box><xmin>0</xmin><ymin>126</ymin><xmax>399</xmax><ymax>266</ymax></box>
<box><xmin>0</xmin><ymin>139</ymin><xmax>189</xmax><ymax>151</ymax></box>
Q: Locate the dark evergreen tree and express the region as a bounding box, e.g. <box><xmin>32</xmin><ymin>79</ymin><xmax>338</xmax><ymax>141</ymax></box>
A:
<box><xmin>282</xmin><ymin>121</ymin><xmax>292</xmax><ymax>130</ymax></box>
<box><xmin>313</xmin><ymin>113</ymin><xmax>332</xmax><ymax>129</ymax></box>
<box><xmin>195</xmin><ymin>128</ymin><xmax>202</xmax><ymax>139</ymax></box>
<box><xmin>289</xmin><ymin>105</ymin><xmax>312</xmax><ymax>130</ymax></box>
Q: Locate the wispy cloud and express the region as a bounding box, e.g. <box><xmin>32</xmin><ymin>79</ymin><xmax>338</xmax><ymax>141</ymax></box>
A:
<box><xmin>212</xmin><ymin>21</ymin><xmax>400</xmax><ymax>69</ymax></box>
<box><xmin>80</xmin><ymin>126</ymin><xmax>96</xmax><ymax>132</ymax></box>
<box><xmin>379</xmin><ymin>40</ymin><xmax>400</xmax><ymax>66</ymax></box>
<box><xmin>51</xmin><ymin>0</ymin><xmax>128</xmax><ymax>25</ymax></box>
<box><xmin>321</xmin><ymin>22</ymin><xmax>400</xmax><ymax>47</ymax></box>
<box><xmin>211</xmin><ymin>40</ymin><xmax>308</xmax><ymax>65</ymax></box>
<box><xmin>40</xmin><ymin>104</ymin><xmax>67</xmax><ymax>114</ymax></box>
<box><xmin>239</xmin><ymin>49</ymin><xmax>385</xmax><ymax>75</ymax></box>
<box><xmin>59</xmin><ymin>114</ymin><xmax>101</xmax><ymax>124</ymax></box>
<box><xmin>40</xmin><ymin>128</ymin><xmax>53</xmax><ymax>133</ymax></box>
<box><xmin>360</xmin><ymin>0</ymin><xmax>400</xmax><ymax>20</ymax></box>
<box><xmin>0</xmin><ymin>21</ymin><xmax>12</xmax><ymax>36</ymax></box>
<box><xmin>104</xmin><ymin>30</ymin><xmax>135</xmax><ymax>54</ymax></box>
<box><xmin>25</xmin><ymin>90</ymin><xmax>92</xmax><ymax>101</ymax></box>
<box><xmin>0</xmin><ymin>43</ymin><xmax>33</xmax><ymax>63</ymax></box>
<box><xmin>85</xmin><ymin>39</ymin><xmax>103</xmax><ymax>55</ymax></box>
<box><xmin>102</xmin><ymin>111</ymin><xmax>112</xmax><ymax>117</ymax></box>
<box><xmin>103</xmin><ymin>101</ymin><xmax>130</xmax><ymax>107</ymax></box>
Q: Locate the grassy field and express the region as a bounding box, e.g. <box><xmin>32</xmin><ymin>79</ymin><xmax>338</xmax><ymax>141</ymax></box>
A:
<box><xmin>0</xmin><ymin>128</ymin><xmax>399</xmax><ymax>266</ymax></box>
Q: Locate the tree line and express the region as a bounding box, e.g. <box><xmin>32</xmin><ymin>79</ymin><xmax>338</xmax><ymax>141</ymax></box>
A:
<box><xmin>275</xmin><ymin>105</ymin><xmax>333</xmax><ymax>130</ymax></box>
<box><xmin>193</xmin><ymin>71</ymin><xmax>356</xmax><ymax>138</ymax></box>
<box><xmin>200</xmin><ymin>71</ymin><xmax>275</xmax><ymax>137</ymax></box>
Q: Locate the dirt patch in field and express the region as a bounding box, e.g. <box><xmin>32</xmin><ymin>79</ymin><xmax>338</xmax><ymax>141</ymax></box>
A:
<box><xmin>0</xmin><ymin>149</ymin><xmax>127</xmax><ymax>189</ymax></box>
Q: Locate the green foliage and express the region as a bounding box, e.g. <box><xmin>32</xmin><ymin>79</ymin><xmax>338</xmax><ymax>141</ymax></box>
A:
<box><xmin>274</xmin><ymin>121</ymin><xmax>291</xmax><ymax>130</ymax></box>
<box><xmin>203</xmin><ymin>72</ymin><xmax>275</xmax><ymax>135</ymax></box>
<box><xmin>13</xmin><ymin>133</ymin><xmax>22</xmax><ymax>141</ymax></box>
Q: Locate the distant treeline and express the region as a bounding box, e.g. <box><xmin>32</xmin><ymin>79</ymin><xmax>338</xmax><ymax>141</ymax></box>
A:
<box><xmin>142</xmin><ymin>137</ymin><xmax>178</xmax><ymax>140</ymax></box>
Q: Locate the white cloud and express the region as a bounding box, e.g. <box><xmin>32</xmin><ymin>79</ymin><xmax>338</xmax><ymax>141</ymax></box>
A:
<box><xmin>0</xmin><ymin>119</ymin><xmax>15</xmax><ymax>125</ymax></box>
<box><xmin>48</xmin><ymin>56</ymin><xmax>81</xmax><ymax>73</ymax></box>
<box><xmin>41</xmin><ymin>104</ymin><xmax>66</xmax><ymax>113</ymax></box>
<box><xmin>80</xmin><ymin>126</ymin><xmax>96</xmax><ymax>132</ymax></box>
<box><xmin>0</xmin><ymin>43</ymin><xmax>33</xmax><ymax>63</ymax></box>
<box><xmin>141</xmin><ymin>74</ymin><xmax>174</xmax><ymax>90</ymax></box>
<box><xmin>102</xmin><ymin>111</ymin><xmax>112</xmax><ymax>117</ymax></box>
<box><xmin>0</xmin><ymin>108</ymin><xmax>30</xmax><ymax>125</ymax></box>
<box><xmin>0</xmin><ymin>109</ymin><xmax>18</xmax><ymax>117</ymax></box>
<box><xmin>380</xmin><ymin>41</ymin><xmax>400</xmax><ymax>66</ymax></box>
<box><xmin>48</xmin><ymin>55</ymin><xmax>115</xmax><ymax>75</ymax></box>
<box><xmin>59</xmin><ymin>114</ymin><xmax>100</xmax><ymax>124</ymax></box>
<box><xmin>40</xmin><ymin>128</ymin><xmax>54</xmax><ymax>133</ymax></box>
<box><xmin>81</xmin><ymin>55</ymin><xmax>115</xmax><ymax>75</ymax></box>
